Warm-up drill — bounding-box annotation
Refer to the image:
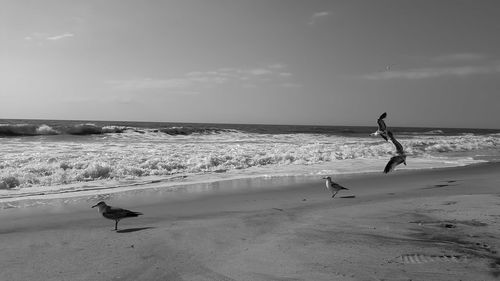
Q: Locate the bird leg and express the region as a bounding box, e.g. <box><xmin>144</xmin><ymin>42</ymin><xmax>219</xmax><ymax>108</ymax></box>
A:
<box><xmin>115</xmin><ymin>220</ymin><xmax>118</xmax><ymax>231</ymax></box>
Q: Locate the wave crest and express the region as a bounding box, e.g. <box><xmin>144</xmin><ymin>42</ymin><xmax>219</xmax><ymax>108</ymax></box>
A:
<box><xmin>0</xmin><ymin>122</ymin><xmax>241</xmax><ymax>137</ymax></box>
<box><xmin>0</xmin><ymin>124</ymin><xmax>59</xmax><ymax>136</ymax></box>
<box><xmin>159</xmin><ymin>126</ymin><xmax>235</xmax><ymax>135</ymax></box>
<box><xmin>1</xmin><ymin>132</ymin><xmax>499</xmax><ymax>188</ymax></box>
<box><xmin>402</xmin><ymin>129</ymin><xmax>444</xmax><ymax>135</ymax></box>
<box><xmin>67</xmin><ymin>123</ymin><xmax>103</xmax><ymax>135</ymax></box>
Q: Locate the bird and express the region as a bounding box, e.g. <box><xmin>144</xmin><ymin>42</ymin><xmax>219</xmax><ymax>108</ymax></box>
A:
<box><xmin>388</xmin><ymin>131</ymin><xmax>405</xmax><ymax>155</ymax></box>
<box><xmin>322</xmin><ymin>176</ymin><xmax>349</xmax><ymax>198</ymax></box>
<box><xmin>370</xmin><ymin>112</ymin><xmax>388</xmax><ymax>141</ymax></box>
<box><xmin>384</xmin><ymin>154</ymin><xmax>407</xmax><ymax>173</ymax></box>
<box><xmin>383</xmin><ymin>131</ymin><xmax>407</xmax><ymax>173</ymax></box>
<box><xmin>91</xmin><ymin>201</ymin><xmax>143</xmax><ymax>231</ymax></box>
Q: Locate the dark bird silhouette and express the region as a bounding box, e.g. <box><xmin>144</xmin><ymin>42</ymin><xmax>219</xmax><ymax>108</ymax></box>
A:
<box><xmin>384</xmin><ymin>131</ymin><xmax>407</xmax><ymax>173</ymax></box>
<box><xmin>370</xmin><ymin>112</ymin><xmax>388</xmax><ymax>141</ymax></box>
<box><xmin>92</xmin><ymin>201</ymin><xmax>143</xmax><ymax>230</ymax></box>
<box><xmin>322</xmin><ymin>176</ymin><xmax>349</xmax><ymax>198</ymax></box>
<box><xmin>384</xmin><ymin>154</ymin><xmax>407</xmax><ymax>173</ymax></box>
<box><xmin>388</xmin><ymin>131</ymin><xmax>405</xmax><ymax>155</ymax></box>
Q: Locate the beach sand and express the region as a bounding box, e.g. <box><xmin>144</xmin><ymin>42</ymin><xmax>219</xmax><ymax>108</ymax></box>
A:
<box><xmin>1</xmin><ymin>163</ymin><xmax>500</xmax><ymax>281</ymax></box>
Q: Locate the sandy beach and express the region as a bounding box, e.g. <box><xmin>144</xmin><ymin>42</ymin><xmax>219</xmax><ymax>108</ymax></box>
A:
<box><xmin>1</xmin><ymin>163</ymin><xmax>500</xmax><ymax>281</ymax></box>
<box><xmin>4</xmin><ymin>1</ymin><xmax>500</xmax><ymax>280</ymax></box>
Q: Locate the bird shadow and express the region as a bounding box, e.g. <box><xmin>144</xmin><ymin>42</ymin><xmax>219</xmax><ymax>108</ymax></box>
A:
<box><xmin>116</xmin><ymin>227</ymin><xmax>155</xmax><ymax>233</ymax></box>
<box><xmin>421</xmin><ymin>184</ymin><xmax>458</xmax><ymax>190</ymax></box>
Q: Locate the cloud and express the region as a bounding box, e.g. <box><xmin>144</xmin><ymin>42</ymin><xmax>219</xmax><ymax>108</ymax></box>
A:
<box><xmin>308</xmin><ymin>11</ymin><xmax>330</xmax><ymax>25</ymax></box>
<box><xmin>108</xmin><ymin>63</ymin><xmax>299</xmax><ymax>92</ymax></box>
<box><xmin>24</xmin><ymin>33</ymin><xmax>47</xmax><ymax>41</ymax></box>
<box><xmin>248</xmin><ymin>68</ymin><xmax>273</xmax><ymax>75</ymax></box>
<box><xmin>363</xmin><ymin>64</ymin><xmax>500</xmax><ymax>80</ymax></box>
<box><xmin>46</xmin><ymin>33</ymin><xmax>74</xmax><ymax>41</ymax></box>
<box><xmin>24</xmin><ymin>32</ymin><xmax>75</xmax><ymax>43</ymax></box>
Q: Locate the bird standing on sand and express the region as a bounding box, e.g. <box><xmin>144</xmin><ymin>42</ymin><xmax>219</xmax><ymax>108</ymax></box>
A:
<box><xmin>384</xmin><ymin>131</ymin><xmax>407</xmax><ymax>173</ymax></box>
<box><xmin>370</xmin><ymin>112</ymin><xmax>389</xmax><ymax>141</ymax></box>
<box><xmin>92</xmin><ymin>201</ymin><xmax>143</xmax><ymax>230</ymax></box>
<box><xmin>322</xmin><ymin>176</ymin><xmax>349</xmax><ymax>198</ymax></box>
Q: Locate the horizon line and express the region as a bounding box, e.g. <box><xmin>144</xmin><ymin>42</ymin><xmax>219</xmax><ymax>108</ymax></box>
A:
<box><xmin>0</xmin><ymin>117</ymin><xmax>499</xmax><ymax>131</ymax></box>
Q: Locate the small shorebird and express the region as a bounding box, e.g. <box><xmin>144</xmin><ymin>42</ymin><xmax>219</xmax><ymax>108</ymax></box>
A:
<box><xmin>384</xmin><ymin>131</ymin><xmax>407</xmax><ymax>173</ymax></box>
<box><xmin>92</xmin><ymin>201</ymin><xmax>143</xmax><ymax>231</ymax></box>
<box><xmin>370</xmin><ymin>112</ymin><xmax>389</xmax><ymax>141</ymax></box>
<box><xmin>322</xmin><ymin>176</ymin><xmax>349</xmax><ymax>198</ymax></box>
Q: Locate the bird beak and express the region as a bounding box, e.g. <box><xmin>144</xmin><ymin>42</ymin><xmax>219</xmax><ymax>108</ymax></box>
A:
<box><xmin>91</xmin><ymin>204</ymin><xmax>97</xmax><ymax>208</ymax></box>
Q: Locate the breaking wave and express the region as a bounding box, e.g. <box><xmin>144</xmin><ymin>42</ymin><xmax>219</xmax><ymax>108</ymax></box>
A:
<box><xmin>422</xmin><ymin>129</ymin><xmax>444</xmax><ymax>135</ymax></box>
<box><xmin>0</xmin><ymin>124</ymin><xmax>59</xmax><ymax>136</ymax></box>
<box><xmin>0</xmin><ymin>123</ymin><xmax>236</xmax><ymax>137</ymax></box>
<box><xmin>159</xmin><ymin>127</ymin><xmax>236</xmax><ymax>135</ymax></box>
<box><xmin>402</xmin><ymin>129</ymin><xmax>444</xmax><ymax>135</ymax></box>
<box><xmin>0</xmin><ymin>131</ymin><xmax>498</xmax><ymax>189</ymax></box>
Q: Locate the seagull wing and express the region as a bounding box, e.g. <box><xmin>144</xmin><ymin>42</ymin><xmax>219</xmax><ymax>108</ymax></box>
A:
<box><xmin>104</xmin><ymin>207</ymin><xmax>143</xmax><ymax>220</ymax></box>
<box><xmin>388</xmin><ymin>131</ymin><xmax>404</xmax><ymax>155</ymax></box>
<box><xmin>384</xmin><ymin>156</ymin><xmax>397</xmax><ymax>173</ymax></box>
<box><xmin>377</xmin><ymin>112</ymin><xmax>387</xmax><ymax>131</ymax></box>
<box><xmin>380</xmin><ymin>132</ymin><xmax>388</xmax><ymax>142</ymax></box>
<box><xmin>384</xmin><ymin>155</ymin><xmax>405</xmax><ymax>173</ymax></box>
<box><xmin>332</xmin><ymin>182</ymin><xmax>349</xmax><ymax>190</ymax></box>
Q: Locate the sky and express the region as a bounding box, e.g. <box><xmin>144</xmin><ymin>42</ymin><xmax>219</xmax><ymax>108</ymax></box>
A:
<box><xmin>1</xmin><ymin>0</ymin><xmax>500</xmax><ymax>128</ymax></box>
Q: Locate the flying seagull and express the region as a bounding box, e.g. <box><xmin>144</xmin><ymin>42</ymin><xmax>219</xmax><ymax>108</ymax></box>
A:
<box><xmin>384</xmin><ymin>154</ymin><xmax>407</xmax><ymax>173</ymax></box>
<box><xmin>370</xmin><ymin>112</ymin><xmax>388</xmax><ymax>141</ymax></box>
<box><xmin>384</xmin><ymin>131</ymin><xmax>407</xmax><ymax>173</ymax></box>
<box><xmin>388</xmin><ymin>131</ymin><xmax>405</xmax><ymax>155</ymax></box>
<box><xmin>92</xmin><ymin>201</ymin><xmax>143</xmax><ymax>230</ymax></box>
<box><xmin>322</xmin><ymin>176</ymin><xmax>349</xmax><ymax>198</ymax></box>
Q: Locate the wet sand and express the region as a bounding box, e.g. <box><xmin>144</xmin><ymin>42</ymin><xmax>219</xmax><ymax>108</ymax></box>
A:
<box><xmin>1</xmin><ymin>163</ymin><xmax>500</xmax><ymax>280</ymax></box>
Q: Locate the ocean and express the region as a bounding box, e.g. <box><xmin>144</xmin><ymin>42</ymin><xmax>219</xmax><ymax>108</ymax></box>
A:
<box><xmin>1</xmin><ymin>119</ymin><xmax>499</xmax><ymax>205</ymax></box>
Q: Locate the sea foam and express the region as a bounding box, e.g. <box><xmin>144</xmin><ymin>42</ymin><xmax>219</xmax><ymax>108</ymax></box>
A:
<box><xmin>1</xmin><ymin>130</ymin><xmax>498</xmax><ymax>191</ymax></box>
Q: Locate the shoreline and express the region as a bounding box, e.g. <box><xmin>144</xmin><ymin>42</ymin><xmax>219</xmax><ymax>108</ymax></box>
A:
<box><xmin>0</xmin><ymin>159</ymin><xmax>493</xmax><ymax>211</ymax></box>
<box><xmin>1</xmin><ymin>161</ymin><xmax>500</xmax><ymax>280</ymax></box>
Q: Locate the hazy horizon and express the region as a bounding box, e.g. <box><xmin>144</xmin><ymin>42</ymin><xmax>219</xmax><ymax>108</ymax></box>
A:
<box><xmin>2</xmin><ymin>116</ymin><xmax>500</xmax><ymax>131</ymax></box>
<box><xmin>2</xmin><ymin>0</ymin><xmax>500</xmax><ymax>129</ymax></box>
